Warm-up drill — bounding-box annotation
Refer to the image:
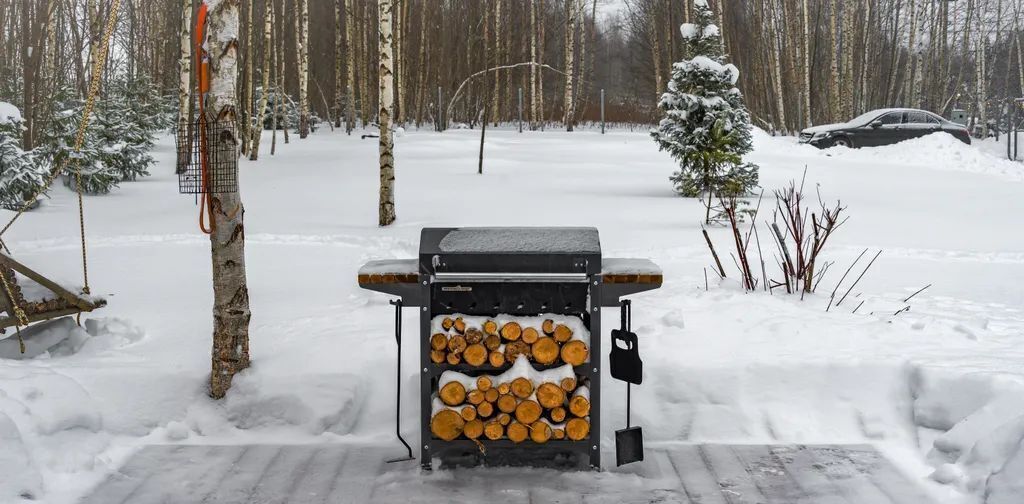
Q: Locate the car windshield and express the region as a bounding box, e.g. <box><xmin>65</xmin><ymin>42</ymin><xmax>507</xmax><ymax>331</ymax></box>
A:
<box><xmin>847</xmin><ymin>110</ymin><xmax>890</xmax><ymax>127</ymax></box>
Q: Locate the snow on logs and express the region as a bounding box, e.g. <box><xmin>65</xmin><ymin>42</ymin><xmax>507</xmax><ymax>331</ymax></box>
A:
<box><xmin>430</xmin><ymin>314</ymin><xmax>590</xmax><ymax>368</ymax></box>
<box><xmin>430</xmin><ymin>357</ymin><xmax>591</xmax><ymax>443</ymax></box>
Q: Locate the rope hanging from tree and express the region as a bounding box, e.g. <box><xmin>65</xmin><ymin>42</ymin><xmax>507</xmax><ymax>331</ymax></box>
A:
<box><xmin>0</xmin><ymin>0</ymin><xmax>122</xmax><ymax>346</ymax></box>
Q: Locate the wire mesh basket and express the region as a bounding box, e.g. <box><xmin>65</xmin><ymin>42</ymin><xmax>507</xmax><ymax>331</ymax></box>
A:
<box><xmin>176</xmin><ymin>118</ymin><xmax>239</xmax><ymax>194</ymax></box>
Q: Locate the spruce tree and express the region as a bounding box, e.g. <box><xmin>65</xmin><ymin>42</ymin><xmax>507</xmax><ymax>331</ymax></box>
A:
<box><xmin>651</xmin><ymin>0</ymin><xmax>759</xmax><ymax>221</ymax></box>
<box><xmin>37</xmin><ymin>89</ymin><xmax>121</xmax><ymax>195</ymax></box>
<box><xmin>0</xmin><ymin>104</ymin><xmax>46</xmax><ymax>210</ymax></box>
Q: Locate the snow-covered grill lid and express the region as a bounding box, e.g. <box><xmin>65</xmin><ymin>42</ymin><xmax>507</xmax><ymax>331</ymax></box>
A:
<box><xmin>419</xmin><ymin>227</ymin><xmax>602</xmax><ymax>275</ymax></box>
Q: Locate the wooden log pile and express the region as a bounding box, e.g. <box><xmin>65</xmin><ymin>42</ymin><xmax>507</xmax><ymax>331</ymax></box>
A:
<box><xmin>430</xmin><ymin>315</ymin><xmax>590</xmax><ymax>369</ymax></box>
<box><xmin>430</xmin><ymin>359</ymin><xmax>591</xmax><ymax>444</ymax></box>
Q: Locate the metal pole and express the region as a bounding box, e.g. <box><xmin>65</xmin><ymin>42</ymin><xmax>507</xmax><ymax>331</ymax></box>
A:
<box><xmin>437</xmin><ymin>86</ymin><xmax>443</xmax><ymax>132</ymax></box>
<box><xmin>600</xmin><ymin>89</ymin><xmax>606</xmax><ymax>134</ymax></box>
<box><xmin>518</xmin><ymin>87</ymin><xmax>523</xmax><ymax>133</ymax></box>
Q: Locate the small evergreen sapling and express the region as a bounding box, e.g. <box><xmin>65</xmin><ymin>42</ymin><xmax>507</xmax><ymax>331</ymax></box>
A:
<box><xmin>651</xmin><ymin>0</ymin><xmax>759</xmax><ymax>222</ymax></box>
<box><xmin>0</xmin><ymin>104</ymin><xmax>46</xmax><ymax>210</ymax></box>
<box><xmin>37</xmin><ymin>90</ymin><xmax>121</xmax><ymax>195</ymax></box>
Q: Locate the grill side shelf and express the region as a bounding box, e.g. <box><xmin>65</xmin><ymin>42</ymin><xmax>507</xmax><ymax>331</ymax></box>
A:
<box><xmin>356</xmin><ymin>259</ymin><xmax>423</xmax><ymax>306</ymax></box>
<box><xmin>600</xmin><ymin>257</ymin><xmax>663</xmax><ymax>306</ymax></box>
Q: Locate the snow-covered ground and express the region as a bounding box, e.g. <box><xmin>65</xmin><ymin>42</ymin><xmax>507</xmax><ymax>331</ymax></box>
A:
<box><xmin>2</xmin><ymin>125</ymin><xmax>1023</xmax><ymax>503</ymax></box>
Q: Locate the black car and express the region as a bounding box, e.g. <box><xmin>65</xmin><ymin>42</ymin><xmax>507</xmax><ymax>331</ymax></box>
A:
<box><xmin>798</xmin><ymin>108</ymin><xmax>971</xmax><ymax>148</ymax></box>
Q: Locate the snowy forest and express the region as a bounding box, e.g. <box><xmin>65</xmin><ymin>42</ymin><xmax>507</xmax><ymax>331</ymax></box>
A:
<box><xmin>2</xmin><ymin>0</ymin><xmax>1024</xmax><ymax>144</ymax></box>
<box><xmin>2</xmin><ymin>0</ymin><xmax>1024</xmax><ymax>503</ymax></box>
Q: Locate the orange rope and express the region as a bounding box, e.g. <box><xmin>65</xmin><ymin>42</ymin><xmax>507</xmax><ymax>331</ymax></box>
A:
<box><xmin>195</xmin><ymin>4</ymin><xmax>215</xmax><ymax>235</ymax></box>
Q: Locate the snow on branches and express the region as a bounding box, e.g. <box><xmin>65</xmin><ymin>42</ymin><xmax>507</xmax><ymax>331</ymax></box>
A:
<box><xmin>651</xmin><ymin>0</ymin><xmax>758</xmax><ymax>224</ymax></box>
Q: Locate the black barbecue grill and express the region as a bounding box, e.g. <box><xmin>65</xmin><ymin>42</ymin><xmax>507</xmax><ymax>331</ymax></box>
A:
<box><xmin>358</xmin><ymin>227</ymin><xmax>661</xmax><ymax>469</ymax></box>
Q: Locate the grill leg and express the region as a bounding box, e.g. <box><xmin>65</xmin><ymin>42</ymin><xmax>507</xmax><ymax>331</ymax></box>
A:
<box><xmin>387</xmin><ymin>299</ymin><xmax>415</xmax><ymax>463</ymax></box>
<box><xmin>419</xmin><ymin>277</ymin><xmax>433</xmax><ymax>471</ymax></box>
<box><xmin>589</xmin><ymin>278</ymin><xmax>602</xmax><ymax>469</ymax></box>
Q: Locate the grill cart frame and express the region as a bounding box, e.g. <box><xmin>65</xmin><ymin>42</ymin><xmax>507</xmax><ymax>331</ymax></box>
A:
<box><xmin>358</xmin><ymin>227</ymin><xmax>661</xmax><ymax>470</ymax></box>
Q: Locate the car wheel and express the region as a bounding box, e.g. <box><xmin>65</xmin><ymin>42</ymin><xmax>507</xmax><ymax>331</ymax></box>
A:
<box><xmin>832</xmin><ymin>136</ymin><xmax>853</xmax><ymax>148</ymax></box>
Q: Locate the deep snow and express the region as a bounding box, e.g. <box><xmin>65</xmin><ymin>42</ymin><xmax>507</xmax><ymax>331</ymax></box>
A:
<box><xmin>1</xmin><ymin>125</ymin><xmax>1023</xmax><ymax>503</ymax></box>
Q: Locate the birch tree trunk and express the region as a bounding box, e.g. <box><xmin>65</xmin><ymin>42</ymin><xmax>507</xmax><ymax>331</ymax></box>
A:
<box><xmin>769</xmin><ymin>1</ymin><xmax>787</xmax><ymax>132</ymax></box>
<box><xmin>492</xmin><ymin>0</ymin><xmax>502</xmax><ymax>125</ymax></box>
<box><xmin>841</xmin><ymin>1</ymin><xmax>855</xmax><ymax>117</ymax></box>
<box><xmin>241</xmin><ymin>0</ymin><xmax>253</xmax><ymax>155</ymax></box>
<box><xmin>298</xmin><ymin>0</ymin><xmax>310</xmax><ymax>138</ymax></box>
<box><xmin>346</xmin><ymin>0</ymin><xmax>355</xmax><ymax>133</ymax></box>
<box><xmin>530</xmin><ymin>0</ymin><xmax>538</xmax><ymax>130</ymax></box>
<box><xmin>828</xmin><ymin>0</ymin><xmax>841</xmax><ymax>121</ymax></box>
<box><xmin>801</xmin><ymin>0</ymin><xmax>811</xmax><ymax>126</ymax></box>
<box><xmin>906</xmin><ymin>0</ymin><xmax>918</xmax><ymax>105</ymax></box>
<box><xmin>250</xmin><ymin>0</ymin><xmax>272</xmax><ymax>161</ymax></box>
<box><xmin>538</xmin><ymin>1</ymin><xmax>546</xmax><ymax>130</ymax></box>
<box><xmin>379</xmin><ymin>0</ymin><xmax>396</xmax><ymax>226</ymax></box>
<box><xmin>334</xmin><ymin>0</ymin><xmax>343</xmax><ymax>128</ymax></box>
<box><xmin>177</xmin><ymin>0</ymin><xmax>192</xmax><ymax>174</ymax></box>
<box><xmin>206</xmin><ymin>0</ymin><xmax>251</xmax><ymax>400</ymax></box>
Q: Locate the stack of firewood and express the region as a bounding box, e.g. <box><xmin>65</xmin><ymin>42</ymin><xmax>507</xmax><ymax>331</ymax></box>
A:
<box><xmin>430</xmin><ymin>316</ymin><xmax>589</xmax><ymax>368</ymax></box>
<box><xmin>430</xmin><ymin>362</ymin><xmax>591</xmax><ymax>444</ymax></box>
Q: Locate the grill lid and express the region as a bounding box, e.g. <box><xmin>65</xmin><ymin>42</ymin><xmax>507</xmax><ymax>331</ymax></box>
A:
<box><xmin>420</xmin><ymin>227</ymin><xmax>602</xmax><ymax>275</ymax></box>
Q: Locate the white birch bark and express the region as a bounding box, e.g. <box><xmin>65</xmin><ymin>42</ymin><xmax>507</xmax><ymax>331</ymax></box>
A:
<box><xmin>334</xmin><ymin>0</ymin><xmax>343</xmax><ymax>128</ymax></box>
<box><xmin>564</xmin><ymin>0</ymin><xmax>576</xmax><ymax>131</ymax></box>
<box><xmin>298</xmin><ymin>0</ymin><xmax>310</xmax><ymax>138</ymax></box>
<box><xmin>346</xmin><ymin>0</ymin><xmax>355</xmax><ymax>133</ymax></box>
<box><xmin>530</xmin><ymin>0</ymin><xmax>538</xmax><ymax>130</ymax></box>
<box><xmin>177</xmin><ymin>0</ymin><xmax>192</xmax><ymax>173</ymax></box>
<box><xmin>205</xmin><ymin>0</ymin><xmax>251</xmax><ymax>400</ymax></box>
<box><xmin>378</xmin><ymin>0</ymin><xmax>396</xmax><ymax>226</ymax></box>
<box><xmin>250</xmin><ymin>0</ymin><xmax>272</xmax><ymax>160</ymax></box>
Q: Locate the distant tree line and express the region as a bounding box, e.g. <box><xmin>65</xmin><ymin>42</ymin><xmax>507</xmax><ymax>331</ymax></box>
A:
<box><xmin>2</xmin><ymin>0</ymin><xmax>1022</xmax><ymax>145</ymax></box>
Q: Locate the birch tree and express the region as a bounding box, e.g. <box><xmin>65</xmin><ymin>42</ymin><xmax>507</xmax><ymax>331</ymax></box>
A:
<box><xmin>564</xmin><ymin>0</ymin><xmax>576</xmax><ymax>131</ymax></box>
<box><xmin>298</xmin><ymin>0</ymin><xmax>310</xmax><ymax>138</ymax></box>
<box><xmin>205</xmin><ymin>0</ymin><xmax>251</xmax><ymax>400</ymax></box>
<box><xmin>334</xmin><ymin>0</ymin><xmax>343</xmax><ymax>128</ymax></box>
<box><xmin>250</xmin><ymin>0</ymin><xmax>272</xmax><ymax>160</ymax></box>
<box><xmin>346</xmin><ymin>0</ymin><xmax>356</xmax><ymax>133</ymax></box>
<box><xmin>176</xmin><ymin>0</ymin><xmax>191</xmax><ymax>174</ymax></box>
<box><xmin>530</xmin><ymin>0</ymin><xmax>538</xmax><ymax>130</ymax></box>
<box><xmin>378</xmin><ymin>0</ymin><xmax>396</xmax><ymax>226</ymax></box>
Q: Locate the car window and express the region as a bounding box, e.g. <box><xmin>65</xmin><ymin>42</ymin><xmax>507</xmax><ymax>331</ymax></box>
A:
<box><xmin>907</xmin><ymin>111</ymin><xmax>939</xmax><ymax>124</ymax></box>
<box><xmin>878</xmin><ymin>112</ymin><xmax>904</xmax><ymax>125</ymax></box>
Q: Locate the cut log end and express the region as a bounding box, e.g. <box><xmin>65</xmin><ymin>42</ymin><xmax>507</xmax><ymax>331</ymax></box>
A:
<box><xmin>521</xmin><ymin>327</ymin><xmax>539</xmax><ymax>344</ymax></box>
<box><xmin>514</xmin><ymin>399</ymin><xmax>542</xmax><ymax>425</ymax></box>
<box><xmin>530</xmin><ymin>421</ymin><xmax>552</xmax><ymax>444</ymax></box>
<box><xmin>484</xmin><ymin>421</ymin><xmax>504</xmax><ymax>440</ymax></box>
<box><xmin>464</xmin><ymin>328</ymin><xmax>484</xmax><ymax>345</ymax></box>
<box><xmin>550</xmin><ymin>406</ymin><xmax>567</xmax><ymax>423</ymax></box>
<box><xmin>430</xmin><ymin>333</ymin><xmax>448</xmax><ymax>351</ymax></box>
<box><xmin>467</xmin><ymin>389</ymin><xmax>485</xmax><ymax>405</ymax></box>
<box><xmin>507</xmin><ymin>421</ymin><xmax>529</xmax><ymax>443</ymax></box>
<box><xmin>483</xmin><ymin>320</ymin><xmax>499</xmax><ymax>336</ymax></box>
<box><xmin>446</xmin><ymin>352</ymin><xmax>462</xmax><ymax>366</ymax></box>
<box><xmin>552</xmin><ymin>428</ymin><xmax>566</xmax><ymax>440</ymax></box>
<box><xmin>496</xmin><ymin>413</ymin><xmax>512</xmax><ymax>426</ymax></box>
<box><xmin>461</xmin><ymin>405</ymin><xmax>477</xmax><ymax>421</ymax></box>
<box><xmin>430</xmin><ymin>350</ymin><xmax>446</xmax><ymax>364</ymax></box>
<box><xmin>488</xmin><ymin>350</ymin><xmax>506</xmax><ymax>368</ymax></box>
<box><xmin>531</xmin><ymin>337</ymin><xmax>559</xmax><ymax>365</ymax></box>
<box><xmin>477</xmin><ymin>401</ymin><xmax>494</xmax><ymax>418</ymax></box>
<box><xmin>476</xmin><ymin>376</ymin><xmax>492</xmax><ymax>392</ymax></box>
<box><xmin>511</xmin><ymin>377</ymin><xmax>534</xmax><ymax>399</ymax></box>
<box><xmin>560</xmin><ymin>340</ymin><xmax>589</xmax><ymax>366</ymax></box>
<box><xmin>484</xmin><ymin>388</ymin><xmax>499</xmax><ymax>403</ymax></box>
<box><xmin>569</xmin><ymin>395</ymin><xmax>591</xmax><ymax>418</ymax></box>
<box><xmin>505</xmin><ymin>341</ymin><xmax>531</xmax><ymax>362</ymax></box>
<box><xmin>483</xmin><ymin>334</ymin><xmax>502</xmax><ymax>351</ymax></box>
<box><xmin>566</xmin><ymin>417</ymin><xmax>590</xmax><ymax>441</ymax></box>
<box><xmin>560</xmin><ymin>376</ymin><xmax>577</xmax><ymax>392</ymax></box>
<box><xmin>500</xmin><ymin>321</ymin><xmax>522</xmax><ymax>341</ymax></box>
<box><xmin>439</xmin><ymin>381</ymin><xmax>467</xmax><ymax>406</ymax></box>
<box><xmin>447</xmin><ymin>334</ymin><xmax>467</xmax><ymax>354</ymax></box>
<box><xmin>463</xmin><ymin>343</ymin><xmax>488</xmax><ymax>367</ymax></box>
<box><xmin>453</xmin><ymin>317</ymin><xmax>467</xmax><ymax>334</ymax></box>
<box><xmin>464</xmin><ymin>419</ymin><xmax>484</xmax><ymax>439</ymax></box>
<box><xmin>497</xmin><ymin>394</ymin><xmax>518</xmax><ymax>414</ymax></box>
<box><xmin>431</xmin><ymin>409</ymin><xmax>465</xmax><ymax>441</ymax></box>
<box><xmin>441</xmin><ymin>317</ymin><xmax>454</xmax><ymax>331</ymax></box>
<box><xmin>541</xmin><ymin>319</ymin><xmax>555</xmax><ymax>335</ymax></box>
<box><xmin>553</xmin><ymin>324</ymin><xmax>573</xmax><ymax>343</ymax></box>
<box><xmin>536</xmin><ymin>382</ymin><xmax>565</xmax><ymax>409</ymax></box>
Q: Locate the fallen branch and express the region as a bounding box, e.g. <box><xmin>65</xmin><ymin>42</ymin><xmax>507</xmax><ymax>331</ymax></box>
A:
<box><xmin>446</xmin><ymin>62</ymin><xmax>569</xmax><ymax>123</ymax></box>
<box><xmin>702</xmin><ymin>228</ymin><xmax>727</xmax><ymax>278</ymax></box>
<box><xmin>903</xmin><ymin>284</ymin><xmax>932</xmax><ymax>303</ymax></box>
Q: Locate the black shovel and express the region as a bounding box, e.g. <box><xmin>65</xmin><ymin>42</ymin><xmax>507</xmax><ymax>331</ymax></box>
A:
<box><xmin>610</xmin><ymin>300</ymin><xmax>644</xmax><ymax>466</ymax></box>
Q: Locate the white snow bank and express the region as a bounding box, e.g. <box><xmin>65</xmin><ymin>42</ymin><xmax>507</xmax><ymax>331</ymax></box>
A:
<box><xmin>0</xmin><ymin>317</ymin><xmax>90</xmax><ymax>359</ymax></box>
<box><xmin>0</xmin><ymin>412</ymin><xmax>43</xmax><ymax>502</ymax></box>
<box><xmin>818</xmin><ymin>131</ymin><xmax>1024</xmax><ymax>181</ymax></box>
<box><xmin>224</xmin><ymin>370</ymin><xmax>363</xmax><ymax>435</ymax></box>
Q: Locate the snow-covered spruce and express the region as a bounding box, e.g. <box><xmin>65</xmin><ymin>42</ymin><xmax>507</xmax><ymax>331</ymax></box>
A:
<box><xmin>651</xmin><ymin>0</ymin><xmax>758</xmax><ymax>209</ymax></box>
<box><xmin>0</xmin><ymin>103</ymin><xmax>46</xmax><ymax>210</ymax></box>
